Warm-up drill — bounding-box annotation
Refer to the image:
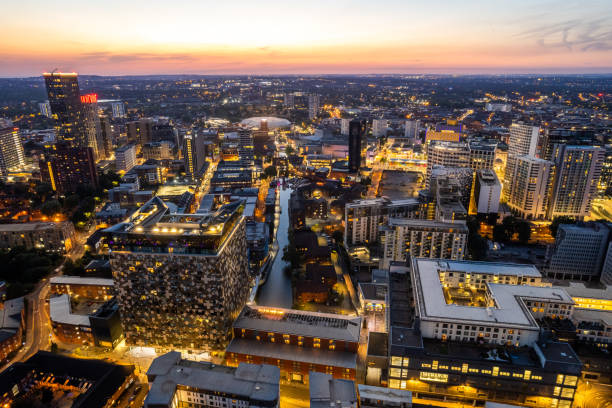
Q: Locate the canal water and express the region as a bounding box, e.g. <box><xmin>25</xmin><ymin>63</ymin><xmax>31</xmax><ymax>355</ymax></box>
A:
<box><xmin>256</xmin><ymin>185</ymin><xmax>293</xmax><ymax>308</ymax></box>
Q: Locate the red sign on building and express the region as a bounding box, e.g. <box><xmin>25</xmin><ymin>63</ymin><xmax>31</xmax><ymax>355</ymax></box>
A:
<box><xmin>80</xmin><ymin>93</ymin><xmax>98</xmax><ymax>104</ymax></box>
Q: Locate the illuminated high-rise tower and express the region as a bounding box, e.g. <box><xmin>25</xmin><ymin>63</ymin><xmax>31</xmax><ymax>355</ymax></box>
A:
<box><xmin>503</xmin><ymin>122</ymin><xmax>540</xmax><ymax>202</ymax></box>
<box><xmin>505</xmin><ymin>155</ymin><xmax>554</xmax><ymax>220</ymax></box>
<box><xmin>547</xmin><ymin>145</ymin><xmax>604</xmax><ymax>219</ymax></box>
<box><xmin>308</xmin><ymin>94</ymin><xmax>320</xmax><ymax>120</ymax></box>
<box><xmin>80</xmin><ymin>93</ymin><xmax>104</xmax><ymax>161</ymax></box>
<box><xmin>99</xmin><ymin>116</ymin><xmax>114</xmax><ymax>159</ymax></box>
<box><xmin>43</xmin><ymin>72</ymin><xmax>86</xmax><ymax>146</ymax></box>
<box><xmin>183</xmin><ymin>130</ymin><xmax>207</xmax><ymax>179</ymax></box>
<box><xmin>0</xmin><ymin>125</ymin><xmax>26</xmax><ymax>179</ymax></box>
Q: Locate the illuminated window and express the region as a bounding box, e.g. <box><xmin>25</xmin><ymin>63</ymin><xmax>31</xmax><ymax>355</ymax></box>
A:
<box><xmin>492</xmin><ymin>366</ymin><xmax>499</xmax><ymax>377</ymax></box>
<box><xmin>561</xmin><ymin>388</ymin><xmax>574</xmax><ymax>399</ymax></box>
<box><xmin>564</xmin><ymin>376</ymin><xmax>577</xmax><ymax>386</ymax></box>
<box><xmin>389</xmin><ymin>379</ymin><xmax>400</xmax><ymax>389</ymax></box>
<box><xmin>524</xmin><ymin>370</ymin><xmax>531</xmax><ymax>380</ymax></box>
<box><xmin>420</xmin><ymin>372</ymin><xmax>449</xmax><ymax>383</ymax></box>
<box><xmin>556</xmin><ymin>374</ymin><xmax>565</xmax><ymax>384</ymax></box>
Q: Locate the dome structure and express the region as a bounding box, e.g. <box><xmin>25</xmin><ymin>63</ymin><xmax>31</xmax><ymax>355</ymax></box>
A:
<box><xmin>240</xmin><ymin>116</ymin><xmax>291</xmax><ymax>130</ymax></box>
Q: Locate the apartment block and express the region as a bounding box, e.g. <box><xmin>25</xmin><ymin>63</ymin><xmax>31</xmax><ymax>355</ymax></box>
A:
<box><xmin>145</xmin><ymin>352</ymin><xmax>280</xmax><ymax>408</ymax></box>
<box><xmin>546</xmin><ymin>222</ymin><xmax>610</xmax><ymax>281</ymax></box>
<box><xmin>105</xmin><ymin>197</ymin><xmax>250</xmax><ymax>351</ymax></box>
<box><xmin>0</xmin><ymin>221</ymin><xmax>75</xmax><ymax>253</ymax></box>
<box><xmin>380</xmin><ymin>219</ymin><xmax>468</xmax><ymax>269</ymax></box>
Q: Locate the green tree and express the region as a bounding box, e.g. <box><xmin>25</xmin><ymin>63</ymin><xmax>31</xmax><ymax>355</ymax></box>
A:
<box><xmin>35</xmin><ymin>182</ymin><xmax>53</xmax><ymax>201</ymax></box>
<box><xmin>550</xmin><ymin>216</ymin><xmax>576</xmax><ymax>238</ymax></box>
<box><xmin>285</xmin><ymin>145</ymin><xmax>295</xmax><ymax>155</ymax></box>
<box><xmin>41</xmin><ymin>199</ymin><xmax>61</xmax><ymax>216</ymax></box>
<box><xmin>98</xmin><ymin>171</ymin><xmax>122</xmax><ymax>191</ymax></box>
<box><xmin>493</xmin><ymin>224</ymin><xmax>507</xmax><ymax>243</ymax></box>
<box><xmin>282</xmin><ymin>244</ymin><xmax>301</xmax><ymax>269</ymax></box>
<box><xmin>263</xmin><ymin>165</ymin><xmax>277</xmax><ymax>179</ymax></box>
<box><xmin>515</xmin><ymin>220</ymin><xmax>532</xmax><ymax>244</ymax></box>
<box><xmin>41</xmin><ymin>387</ymin><xmax>54</xmax><ymax>404</ymax></box>
<box><xmin>11</xmin><ymin>396</ymin><xmax>38</xmax><ymax>408</ymax></box>
<box><xmin>466</xmin><ymin>216</ymin><xmax>480</xmax><ymax>235</ymax></box>
<box><xmin>466</xmin><ymin>216</ymin><xmax>487</xmax><ymax>260</ymax></box>
<box><xmin>332</xmin><ymin>230</ymin><xmax>344</xmax><ymax>244</ymax></box>
<box><xmin>501</xmin><ymin>216</ymin><xmax>517</xmax><ymax>231</ymax></box>
<box><xmin>63</xmin><ymin>194</ymin><xmax>81</xmax><ymax>210</ymax></box>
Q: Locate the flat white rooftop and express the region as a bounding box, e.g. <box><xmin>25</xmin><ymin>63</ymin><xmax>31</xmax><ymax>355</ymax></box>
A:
<box><xmin>388</xmin><ymin>218</ymin><xmax>468</xmax><ymax>230</ymax></box>
<box><xmin>572</xmin><ymin>308</ymin><xmax>612</xmax><ymax>326</ymax></box>
<box><xmin>562</xmin><ymin>282</ymin><xmax>612</xmax><ymax>301</ymax></box>
<box><xmin>435</xmin><ymin>260</ymin><xmax>541</xmax><ymax>277</ymax></box>
<box><xmin>49</xmin><ymin>294</ymin><xmax>90</xmax><ymax>327</ymax></box>
<box><xmin>50</xmin><ymin>276</ymin><xmax>114</xmax><ymax>287</ymax></box>
<box><xmin>412</xmin><ymin>259</ymin><xmax>572</xmax><ymax>329</ymax></box>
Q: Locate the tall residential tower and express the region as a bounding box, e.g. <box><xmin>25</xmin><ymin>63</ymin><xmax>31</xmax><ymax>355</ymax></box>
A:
<box><xmin>43</xmin><ymin>72</ymin><xmax>85</xmax><ymax>146</ymax></box>
<box><xmin>104</xmin><ymin>197</ymin><xmax>250</xmax><ymax>351</ymax></box>
<box><xmin>348</xmin><ymin>120</ymin><xmax>365</xmax><ymax>173</ymax></box>
<box><xmin>0</xmin><ymin>125</ymin><xmax>26</xmax><ymax>179</ymax></box>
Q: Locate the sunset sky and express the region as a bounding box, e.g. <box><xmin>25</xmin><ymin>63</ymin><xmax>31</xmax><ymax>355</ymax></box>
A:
<box><xmin>1</xmin><ymin>0</ymin><xmax>612</xmax><ymax>76</ymax></box>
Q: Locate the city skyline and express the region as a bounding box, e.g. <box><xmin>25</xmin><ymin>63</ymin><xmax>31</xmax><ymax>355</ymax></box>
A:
<box><xmin>2</xmin><ymin>0</ymin><xmax>612</xmax><ymax>76</ymax></box>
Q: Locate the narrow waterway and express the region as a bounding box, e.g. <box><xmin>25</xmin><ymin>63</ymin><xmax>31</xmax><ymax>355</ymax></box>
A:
<box><xmin>256</xmin><ymin>185</ymin><xmax>294</xmax><ymax>308</ymax></box>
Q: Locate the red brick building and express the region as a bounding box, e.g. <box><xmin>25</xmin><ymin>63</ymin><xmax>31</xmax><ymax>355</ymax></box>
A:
<box><xmin>226</xmin><ymin>305</ymin><xmax>361</xmax><ymax>384</ymax></box>
<box><xmin>296</xmin><ymin>281</ymin><xmax>329</xmax><ymax>303</ymax></box>
<box><xmin>0</xmin><ymin>297</ymin><xmax>25</xmax><ymax>362</ymax></box>
<box><xmin>50</xmin><ymin>276</ymin><xmax>114</xmax><ymax>301</ymax></box>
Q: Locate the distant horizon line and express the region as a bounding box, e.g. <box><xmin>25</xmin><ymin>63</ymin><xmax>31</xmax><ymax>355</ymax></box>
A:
<box><xmin>3</xmin><ymin>72</ymin><xmax>612</xmax><ymax>79</ymax></box>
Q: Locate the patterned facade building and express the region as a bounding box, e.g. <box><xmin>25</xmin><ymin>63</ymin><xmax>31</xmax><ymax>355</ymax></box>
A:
<box><xmin>105</xmin><ymin>197</ymin><xmax>250</xmax><ymax>351</ymax></box>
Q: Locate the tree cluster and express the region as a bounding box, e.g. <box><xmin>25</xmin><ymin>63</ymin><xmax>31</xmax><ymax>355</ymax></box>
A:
<box><xmin>493</xmin><ymin>216</ymin><xmax>532</xmax><ymax>244</ymax></box>
<box><xmin>0</xmin><ymin>247</ymin><xmax>63</xmax><ymax>299</ymax></box>
<box><xmin>466</xmin><ymin>216</ymin><xmax>488</xmax><ymax>260</ymax></box>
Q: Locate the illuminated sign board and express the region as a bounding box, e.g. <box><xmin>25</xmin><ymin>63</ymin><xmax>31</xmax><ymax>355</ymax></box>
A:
<box><xmin>420</xmin><ymin>372</ymin><xmax>449</xmax><ymax>383</ymax></box>
<box><xmin>80</xmin><ymin>93</ymin><xmax>98</xmax><ymax>104</ymax></box>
